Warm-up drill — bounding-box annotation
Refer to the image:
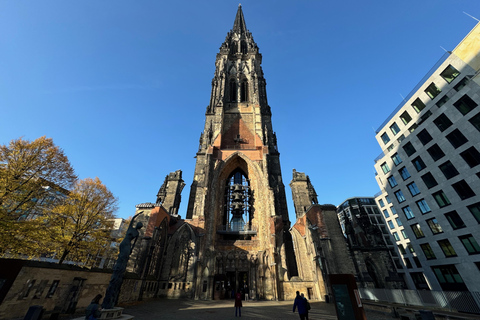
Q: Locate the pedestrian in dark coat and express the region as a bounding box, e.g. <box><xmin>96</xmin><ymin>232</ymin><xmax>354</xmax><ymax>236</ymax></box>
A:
<box><xmin>234</xmin><ymin>291</ymin><xmax>243</xmax><ymax>317</ymax></box>
<box><xmin>293</xmin><ymin>291</ymin><xmax>308</xmax><ymax>320</ymax></box>
<box><xmin>85</xmin><ymin>294</ymin><xmax>102</xmax><ymax>320</ymax></box>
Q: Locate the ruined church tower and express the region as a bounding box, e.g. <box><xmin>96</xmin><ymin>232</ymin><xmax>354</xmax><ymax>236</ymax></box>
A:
<box><xmin>186</xmin><ymin>5</ymin><xmax>298</xmax><ymax>300</ymax></box>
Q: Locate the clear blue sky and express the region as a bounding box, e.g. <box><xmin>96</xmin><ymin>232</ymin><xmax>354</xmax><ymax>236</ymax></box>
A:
<box><xmin>1</xmin><ymin>1</ymin><xmax>479</xmax><ymax>223</ymax></box>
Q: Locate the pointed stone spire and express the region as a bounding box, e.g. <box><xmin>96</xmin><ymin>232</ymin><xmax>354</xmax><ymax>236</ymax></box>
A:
<box><xmin>232</xmin><ymin>4</ymin><xmax>247</xmax><ymax>34</ymax></box>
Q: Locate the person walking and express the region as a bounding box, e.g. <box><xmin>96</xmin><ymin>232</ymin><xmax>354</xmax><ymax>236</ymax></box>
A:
<box><xmin>85</xmin><ymin>294</ymin><xmax>102</xmax><ymax>320</ymax></box>
<box><xmin>293</xmin><ymin>291</ymin><xmax>308</xmax><ymax>320</ymax></box>
<box><xmin>301</xmin><ymin>293</ymin><xmax>310</xmax><ymax>320</ymax></box>
<box><xmin>234</xmin><ymin>291</ymin><xmax>243</xmax><ymax>317</ymax></box>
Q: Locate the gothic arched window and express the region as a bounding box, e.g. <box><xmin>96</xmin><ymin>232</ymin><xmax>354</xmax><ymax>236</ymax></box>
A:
<box><xmin>224</xmin><ymin>169</ymin><xmax>252</xmax><ymax>231</ymax></box>
<box><xmin>241</xmin><ymin>41</ymin><xmax>247</xmax><ymax>54</ymax></box>
<box><xmin>229</xmin><ymin>80</ymin><xmax>237</xmax><ymax>102</ymax></box>
<box><xmin>240</xmin><ymin>81</ymin><xmax>248</xmax><ymax>102</ymax></box>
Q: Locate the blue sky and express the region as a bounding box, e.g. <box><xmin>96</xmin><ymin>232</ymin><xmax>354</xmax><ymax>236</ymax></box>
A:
<box><xmin>1</xmin><ymin>1</ymin><xmax>479</xmax><ymax>223</ymax></box>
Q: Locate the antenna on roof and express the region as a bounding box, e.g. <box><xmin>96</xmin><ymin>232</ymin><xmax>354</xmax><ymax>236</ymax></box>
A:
<box><xmin>463</xmin><ymin>12</ymin><xmax>480</xmax><ymax>22</ymax></box>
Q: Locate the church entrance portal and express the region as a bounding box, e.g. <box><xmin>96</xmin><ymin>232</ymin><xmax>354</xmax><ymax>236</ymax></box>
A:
<box><xmin>213</xmin><ymin>271</ymin><xmax>249</xmax><ymax>300</ymax></box>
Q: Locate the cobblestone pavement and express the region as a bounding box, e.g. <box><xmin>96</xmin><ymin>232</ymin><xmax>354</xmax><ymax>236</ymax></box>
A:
<box><xmin>119</xmin><ymin>299</ymin><xmax>392</xmax><ymax>320</ymax></box>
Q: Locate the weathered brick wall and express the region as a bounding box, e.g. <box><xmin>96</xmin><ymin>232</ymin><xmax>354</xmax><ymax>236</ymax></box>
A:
<box><xmin>0</xmin><ymin>260</ymin><xmax>141</xmax><ymax>319</ymax></box>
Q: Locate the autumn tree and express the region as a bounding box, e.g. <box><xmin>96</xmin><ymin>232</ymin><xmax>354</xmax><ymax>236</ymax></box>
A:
<box><xmin>42</xmin><ymin>177</ymin><xmax>118</xmax><ymax>264</ymax></box>
<box><xmin>0</xmin><ymin>136</ymin><xmax>77</xmax><ymax>256</ymax></box>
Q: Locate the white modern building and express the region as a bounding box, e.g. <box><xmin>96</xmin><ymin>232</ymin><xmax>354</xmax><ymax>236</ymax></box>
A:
<box><xmin>374</xmin><ymin>22</ymin><xmax>480</xmax><ymax>292</ymax></box>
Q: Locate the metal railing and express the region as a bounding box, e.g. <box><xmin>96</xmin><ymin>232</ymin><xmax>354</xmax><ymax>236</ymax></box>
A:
<box><xmin>359</xmin><ymin>288</ymin><xmax>480</xmax><ymax>314</ymax></box>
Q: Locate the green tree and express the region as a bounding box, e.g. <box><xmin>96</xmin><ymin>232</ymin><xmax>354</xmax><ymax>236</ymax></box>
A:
<box><xmin>0</xmin><ymin>136</ymin><xmax>76</xmax><ymax>256</ymax></box>
<box><xmin>43</xmin><ymin>177</ymin><xmax>118</xmax><ymax>264</ymax></box>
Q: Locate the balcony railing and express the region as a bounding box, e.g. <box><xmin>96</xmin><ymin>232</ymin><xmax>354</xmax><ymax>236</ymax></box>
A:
<box><xmin>217</xmin><ymin>224</ymin><xmax>257</xmax><ymax>235</ymax></box>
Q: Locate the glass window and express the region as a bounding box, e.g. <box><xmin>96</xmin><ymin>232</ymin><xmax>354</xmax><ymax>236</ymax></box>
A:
<box><xmin>425</xmin><ymin>82</ymin><xmax>441</xmax><ymax>100</ymax></box>
<box><xmin>390</xmin><ymin>122</ymin><xmax>400</xmax><ymax>135</ymax></box>
<box><xmin>433</xmin><ymin>113</ymin><xmax>453</xmax><ymax>132</ymax></box>
<box><xmin>453</xmin><ymin>94</ymin><xmax>477</xmax><ymax>115</ymax></box>
<box><xmin>385</xmin><ymin>195</ymin><xmax>391</xmax><ymax>204</ymax></box>
<box><xmin>439</xmin><ymin>161</ymin><xmax>459</xmax><ymax>179</ymax></box>
<box><xmin>378</xmin><ymin>199</ymin><xmax>385</xmax><ymax>207</ymax></box>
<box><xmin>381</xmin><ymin>226</ymin><xmax>388</xmax><ymax>234</ymax></box>
<box><xmin>417</xmin><ymin>129</ymin><xmax>433</xmax><ymax>145</ymax></box>
<box><xmin>397</xmin><ymin>134</ymin><xmax>405</xmax><ymax>143</ymax></box>
<box><xmin>440</xmin><ymin>65</ymin><xmax>460</xmax><ymax>83</ymax></box>
<box><xmin>399</xmin><ymin>167</ymin><xmax>411</xmax><ymax>180</ymax></box>
<box><xmin>420</xmin><ymin>243</ymin><xmax>436</xmax><ymax>260</ymax></box>
<box><xmin>388</xmin><ymin>220</ymin><xmax>395</xmax><ymax>229</ymax></box>
<box><xmin>381</xmin><ymin>132</ymin><xmax>391</xmax><ymax>145</ymax></box>
<box><xmin>469</xmin><ymin>112</ymin><xmax>480</xmax><ymax>132</ymax></box>
<box><xmin>460</xmin><ymin>146</ymin><xmax>480</xmax><ymax>168</ymax></box>
<box><xmin>400</xmin><ymin>111</ymin><xmax>412</xmax><ymax>125</ymax></box>
<box><xmin>412</xmin><ymin>156</ymin><xmax>426</xmax><ymax>172</ymax></box>
<box><xmin>395</xmin><ymin>217</ymin><xmax>403</xmax><ymax>226</ymax></box>
<box><xmin>421</xmin><ymin>172</ymin><xmax>438</xmax><ymax>189</ymax></box>
<box><xmin>433</xmin><ymin>191</ymin><xmax>451</xmax><ymax>208</ymax></box>
<box><xmin>432</xmin><ymin>265</ymin><xmax>465</xmax><ymax>287</ymax></box>
<box><xmin>407</xmin><ymin>243</ymin><xmax>415</xmax><ymax>253</ymax></box>
<box><xmin>402</xmin><ymin>206</ymin><xmax>414</xmax><ymax>220</ymax></box>
<box><xmin>467</xmin><ymin>202</ymin><xmax>480</xmax><ymax>224</ymax></box>
<box><xmin>401</xmin><ymin>230</ymin><xmax>409</xmax><ymax>239</ymax></box>
<box><xmin>416</xmin><ymin>199</ymin><xmax>431</xmax><ymax>214</ymax></box>
<box><xmin>411</xmin><ymin>223</ymin><xmax>425</xmax><ymax>238</ymax></box>
<box><xmin>404</xmin><ymin>257</ymin><xmax>413</xmax><ymax>268</ymax></box>
<box><xmin>427</xmin><ymin>144</ymin><xmax>445</xmax><ymax>162</ymax></box>
<box><xmin>395</xmin><ymin>190</ymin><xmax>406</xmax><ymax>203</ymax></box>
<box><xmin>387</xmin><ymin>175</ymin><xmax>398</xmax><ymax>188</ymax></box>
<box><xmin>427</xmin><ymin>218</ymin><xmax>443</xmax><ymax>234</ymax></box>
<box><xmin>452</xmin><ymin>180</ymin><xmax>476</xmax><ymax>200</ymax></box>
<box><xmin>381</xmin><ymin>162</ymin><xmax>390</xmax><ymax>174</ymax></box>
<box><xmin>409</xmin><ymin>123</ymin><xmax>418</xmax><ymax>133</ymax></box>
<box><xmin>407</xmin><ymin>182</ymin><xmax>420</xmax><ymax>196</ymax></box>
<box><xmin>391</xmin><ymin>153</ymin><xmax>402</xmax><ymax>166</ymax></box>
<box><xmin>387</xmin><ymin>144</ymin><xmax>395</xmax><ymax>152</ymax></box>
<box><xmin>402</xmin><ymin>142</ymin><xmax>416</xmax><ymax>157</ymax></box>
<box><xmin>398</xmin><ymin>244</ymin><xmax>406</xmax><ymax>254</ymax></box>
<box><xmin>454</xmin><ymin>76</ymin><xmax>470</xmax><ymax>91</ymax></box>
<box><xmin>438</xmin><ymin>239</ymin><xmax>457</xmax><ymax>257</ymax></box>
<box><xmin>385</xmin><ymin>237</ymin><xmax>393</xmax><ymax>246</ymax></box>
<box><xmin>382</xmin><ymin>209</ymin><xmax>390</xmax><ymax>218</ymax></box>
<box><xmin>412</xmin><ymin>98</ymin><xmax>426</xmax><ymax>113</ymax></box>
<box><xmin>446</xmin><ymin>129</ymin><xmax>468</xmax><ymax>149</ymax></box>
<box><xmin>390</xmin><ymin>207</ymin><xmax>397</xmax><ymax>215</ymax></box>
<box><xmin>393</xmin><ymin>232</ymin><xmax>400</xmax><ymax>241</ymax></box>
<box><xmin>459</xmin><ymin>234</ymin><xmax>480</xmax><ymax>255</ymax></box>
<box><xmin>444</xmin><ymin>211</ymin><xmax>465</xmax><ymax>230</ymax></box>
<box><xmin>436</xmin><ymin>95</ymin><xmax>450</xmax><ymax>108</ymax></box>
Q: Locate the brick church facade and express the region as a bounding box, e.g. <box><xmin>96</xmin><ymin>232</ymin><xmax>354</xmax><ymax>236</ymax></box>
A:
<box><xmin>127</xmin><ymin>5</ymin><xmax>401</xmax><ymax>301</ymax></box>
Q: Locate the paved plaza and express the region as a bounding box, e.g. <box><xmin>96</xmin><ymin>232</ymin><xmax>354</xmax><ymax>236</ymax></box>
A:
<box><xmin>117</xmin><ymin>299</ymin><xmax>390</xmax><ymax>320</ymax></box>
